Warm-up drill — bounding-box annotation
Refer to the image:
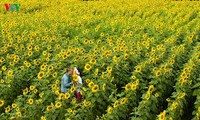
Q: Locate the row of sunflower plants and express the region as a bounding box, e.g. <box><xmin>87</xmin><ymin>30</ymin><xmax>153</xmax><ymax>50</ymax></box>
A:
<box><xmin>98</xmin><ymin>37</ymin><xmax>180</xmax><ymax>120</ymax></box>
<box><xmin>157</xmin><ymin>43</ymin><xmax>200</xmax><ymax>120</ymax></box>
<box><xmin>192</xmin><ymin>76</ymin><xmax>200</xmax><ymax>120</ymax></box>
<box><xmin>191</xmin><ymin>44</ymin><xmax>200</xmax><ymax>120</ymax></box>
<box><xmin>130</xmin><ymin>43</ymin><xmax>188</xmax><ymax>120</ymax></box>
<box><xmin>130</xmin><ymin>18</ymin><xmax>200</xmax><ymax>119</ymax></box>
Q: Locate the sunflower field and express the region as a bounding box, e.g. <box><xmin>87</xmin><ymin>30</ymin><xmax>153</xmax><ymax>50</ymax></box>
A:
<box><xmin>0</xmin><ymin>0</ymin><xmax>200</xmax><ymax>120</ymax></box>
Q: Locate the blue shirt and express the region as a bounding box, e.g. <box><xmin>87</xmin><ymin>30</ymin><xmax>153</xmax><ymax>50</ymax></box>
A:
<box><xmin>61</xmin><ymin>73</ymin><xmax>72</xmax><ymax>93</ymax></box>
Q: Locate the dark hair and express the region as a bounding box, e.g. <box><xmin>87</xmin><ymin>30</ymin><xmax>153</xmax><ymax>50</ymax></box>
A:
<box><xmin>66</xmin><ymin>68</ymin><xmax>73</xmax><ymax>73</ymax></box>
<box><xmin>77</xmin><ymin>67</ymin><xmax>82</xmax><ymax>76</ymax></box>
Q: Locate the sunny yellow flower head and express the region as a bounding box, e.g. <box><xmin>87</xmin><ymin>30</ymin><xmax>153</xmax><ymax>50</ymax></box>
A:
<box><xmin>0</xmin><ymin>100</ymin><xmax>4</xmax><ymax>107</ymax></box>
<box><xmin>92</xmin><ymin>85</ymin><xmax>99</xmax><ymax>93</ymax></box>
<box><xmin>55</xmin><ymin>101</ymin><xmax>62</xmax><ymax>108</ymax></box>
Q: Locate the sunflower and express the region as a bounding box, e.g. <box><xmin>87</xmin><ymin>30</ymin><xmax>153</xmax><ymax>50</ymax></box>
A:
<box><xmin>72</xmin><ymin>98</ymin><xmax>76</xmax><ymax>104</ymax></box>
<box><xmin>156</xmin><ymin>70</ymin><xmax>161</xmax><ymax>77</ymax></box>
<box><xmin>23</xmin><ymin>87</ymin><xmax>29</xmax><ymax>95</ymax></box>
<box><xmin>94</xmin><ymin>69</ymin><xmax>99</xmax><ymax>75</ymax></box>
<box><xmin>107</xmin><ymin>106</ymin><xmax>113</xmax><ymax>114</ymax></box>
<box><xmin>168</xmin><ymin>68</ymin><xmax>173</xmax><ymax>73</ymax></box>
<box><xmin>90</xmin><ymin>59</ymin><xmax>96</xmax><ymax>64</ymax></box>
<box><xmin>84</xmin><ymin>64</ymin><xmax>91</xmax><ymax>71</ymax></box>
<box><xmin>0</xmin><ymin>100</ymin><xmax>4</xmax><ymax>107</ymax></box>
<box><xmin>28</xmin><ymin>51</ymin><xmax>33</xmax><ymax>56</ymax></box>
<box><xmin>124</xmin><ymin>53</ymin><xmax>129</xmax><ymax>60</ymax></box>
<box><xmin>27</xmin><ymin>45</ymin><xmax>32</xmax><ymax>50</ymax></box>
<box><xmin>131</xmin><ymin>75</ymin><xmax>136</xmax><ymax>80</ymax></box>
<box><xmin>56</xmin><ymin>80</ymin><xmax>59</xmax><ymax>84</ymax></box>
<box><xmin>67</xmin><ymin>108</ymin><xmax>73</xmax><ymax>113</ymax></box>
<box><xmin>16</xmin><ymin>111</ymin><xmax>22</xmax><ymax>117</ymax></box>
<box><xmin>155</xmin><ymin>93</ymin><xmax>159</xmax><ymax>97</ymax></box>
<box><xmin>83</xmin><ymin>100</ymin><xmax>88</xmax><ymax>107</ymax></box>
<box><xmin>41</xmin><ymin>116</ymin><xmax>46</xmax><ymax>120</ymax></box>
<box><xmin>107</xmin><ymin>66</ymin><xmax>112</xmax><ymax>73</ymax></box>
<box><xmin>40</xmin><ymin>64</ymin><xmax>46</xmax><ymax>71</ymax></box>
<box><xmin>125</xmin><ymin>83</ymin><xmax>131</xmax><ymax>91</ymax></box>
<box><xmin>82</xmin><ymin>87</ymin><xmax>87</xmax><ymax>92</ymax></box>
<box><xmin>177</xmin><ymin>92</ymin><xmax>185</xmax><ymax>99</ymax></box>
<box><xmin>48</xmin><ymin>66</ymin><xmax>53</xmax><ymax>71</ymax></box>
<box><xmin>100</xmin><ymin>32</ymin><xmax>104</xmax><ymax>37</ymax></box>
<box><xmin>101</xmin><ymin>46</ymin><xmax>106</xmax><ymax>51</ymax></box>
<box><xmin>59</xmin><ymin>93</ymin><xmax>65</xmax><ymax>100</ymax></box>
<box><xmin>92</xmin><ymin>85</ymin><xmax>99</xmax><ymax>93</ymax></box>
<box><xmin>145</xmin><ymin>92</ymin><xmax>151</xmax><ymax>100</ymax></box>
<box><xmin>2</xmin><ymin>66</ymin><xmax>6</xmax><ymax>71</ymax></box>
<box><xmin>34</xmin><ymin>46</ymin><xmax>39</xmax><ymax>52</ymax></box>
<box><xmin>47</xmin><ymin>45</ymin><xmax>52</xmax><ymax>50</ymax></box>
<box><xmin>70</xmin><ymin>86</ymin><xmax>76</xmax><ymax>93</ymax></box>
<box><xmin>120</xmin><ymin>97</ymin><xmax>128</xmax><ymax>105</ymax></box>
<box><xmin>131</xmin><ymin>83</ymin><xmax>137</xmax><ymax>91</ymax></box>
<box><xmin>148</xmin><ymin>85</ymin><xmax>154</xmax><ymax>93</ymax></box>
<box><xmin>93</xmin><ymin>51</ymin><xmax>98</xmax><ymax>56</ymax></box>
<box><xmin>5</xmin><ymin>105</ymin><xmax>11</xmax><ymax>113</ymax></box>
<box><xmin>72</xmin><ymin>74</ymin><xmax>78</xmax><ymax>82</ymax></box>
<box><xmin>42</xmin><ymin>51</ymin><xmax>47</xmax><ymax>56</ymax></box>
<box><xmin>0</xmin><ymin>79</ymin><xmax>4</xmax><ymax>84</ymax></box>
<box><xmin>113</xmin><ymin>100</ymin><xmax>119</xmax><ymax>108</ymax></box>
<box><xmin>170</xmin><ymin>59</ymin><xmax>175</xmax><ymax>64</ymax></box>
<box><xmin>46</xmin><ymin>57</ymin><xmax>50</xmax><ymax>62</ymax></box>
<box><xmin>51</xmin><ymin>84</ymin><xmax>56</xmax><ymax>90</ymax></box>
<box><xmin>166</xmin><ymin>98</ymin><xmax>170</xmax><ymax>102</ymax></box>
<box><xmin>158</xmin><ymin>110</ymin><xmax>166</xmax><ymax>120</ymax></box>
<box><xmin>113</xmin><ymin>47</ymin><xmax>117</xmax><ymax>52</ymax></box>
<box><xmin>37</xmin><ymin>71</ymin><xmax>44</xmax><ymax>79</ymax></box>
<box><xmin>88</xmin><ymin>82</ymin><xmax>94</xmax><ymax>88</ymax></box>
<box><xmin>30</xmin><ymin>85</ymin><xmax>35</xmax><ymax>90</ymax></box>
<box><xmin>12</xmin><ymin>103</ymin><xmax>17</xmax><ymax>108</ymax></box>
<box><xmin>11</xmin><ymin>105</ymin><xmax>17</xmax><ymax>112</ymax></box>
<box><xmin>112</xmin><ymin>56</ymin><xmax>118</xmax><ymax>63</ymax></box>
<box><xmin>135</xmin><ymin>66</ymin><xmax>142</xmax><ymax>73</ymax></box>
<box><xmin>102</xmin><ymin>83</ymin><xmax>106</xmax><ymax>91</ymax></box>
<box><xmin>109</xmin><ymin>42</ymin><xmax>114</xmax><ymax>46</ymax></box>
<box><xmin>36</xmin><ymin>99</ymin><xmax>42</xmax><ymax>105</ymax></box>
<box><xmin>180</xmin><ymin>78</ymin><xmax>186</xmax><ymax>86</ymax></box>
<box><xmin>26</xmin><ymin>62</ymin><xmax>31</xmax><ymax>68</ymax></box>
<box><xmin>95</xmin><ymin>27</ymin><xmax>98</xmax><ymax>32</ymax></box>
<box><xmin>46</xmin><ymin>105</ymin><xmax>53</xmax><ymax>111</ymax></box>
<box><xmin>171</xmin><ymin>101</ymin><xmax>179</xmax><ymax>110</ymax></box>
<box><xmin>39</xmin><ymin>92</ymin><xmax>44</xmax><ymax>98</ymax></box>
<box><xmin>85</xmin><ymin>79</ymin><xmax>91</xmax><ymax>84</ymax></box>
<box><xmin>171</xmin><ymin>54</ymin><xmax>176</xmax><ymax>58</ymax></box>
<box><xmin>55</xmin><ymin>102</ymin><xmax>62</xmax><ymax>108</ymax></box>
<box><xmin>28</xmin><ymin>98</ymin><xmax>34</xmax><ymax>105</ymax></box>
<box><xmin>153</xmin><ymin>67</ymin><xmax>158</xmax><ymax>72</ymax></box>
<box><xmin>7</xmin><ymin>70</ymin><xmax>13</xmax><ymax>77</ymax></box>
<box><xmin>65</xmin><ymin>92</ymin><xmax>70</xmax><ymax>99</ymax></box>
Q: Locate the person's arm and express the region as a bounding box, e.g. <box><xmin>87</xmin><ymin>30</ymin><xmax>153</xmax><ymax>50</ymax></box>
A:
<box><xmin>63</xmin><ymin>75</ymin><xmax>72</xmax><ymax>88</ymax></box>
<box><xmin>78</xmin><ymin>76</ymin><xmax>83</xmax><ymax>84</ymax></box>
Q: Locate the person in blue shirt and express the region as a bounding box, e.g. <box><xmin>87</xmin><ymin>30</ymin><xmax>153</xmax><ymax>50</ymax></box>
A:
<box><xmin>61</xmin><ymin>68</ymin><xmax>73</xmax><ymax>93</ymax></box>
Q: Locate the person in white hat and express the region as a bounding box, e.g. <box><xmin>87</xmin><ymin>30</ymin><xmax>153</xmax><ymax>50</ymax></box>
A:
<box><xmin>73</xmin><ymin>67</ymin><xmax>83</xmax><ymax>101</ymax></box>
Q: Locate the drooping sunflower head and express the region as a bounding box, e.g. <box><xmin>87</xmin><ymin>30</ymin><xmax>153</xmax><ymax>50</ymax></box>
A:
<box><xmin>0</xmin><ymin>99</ymin><xmax>4</xmax><ymax>107</ymax></box>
